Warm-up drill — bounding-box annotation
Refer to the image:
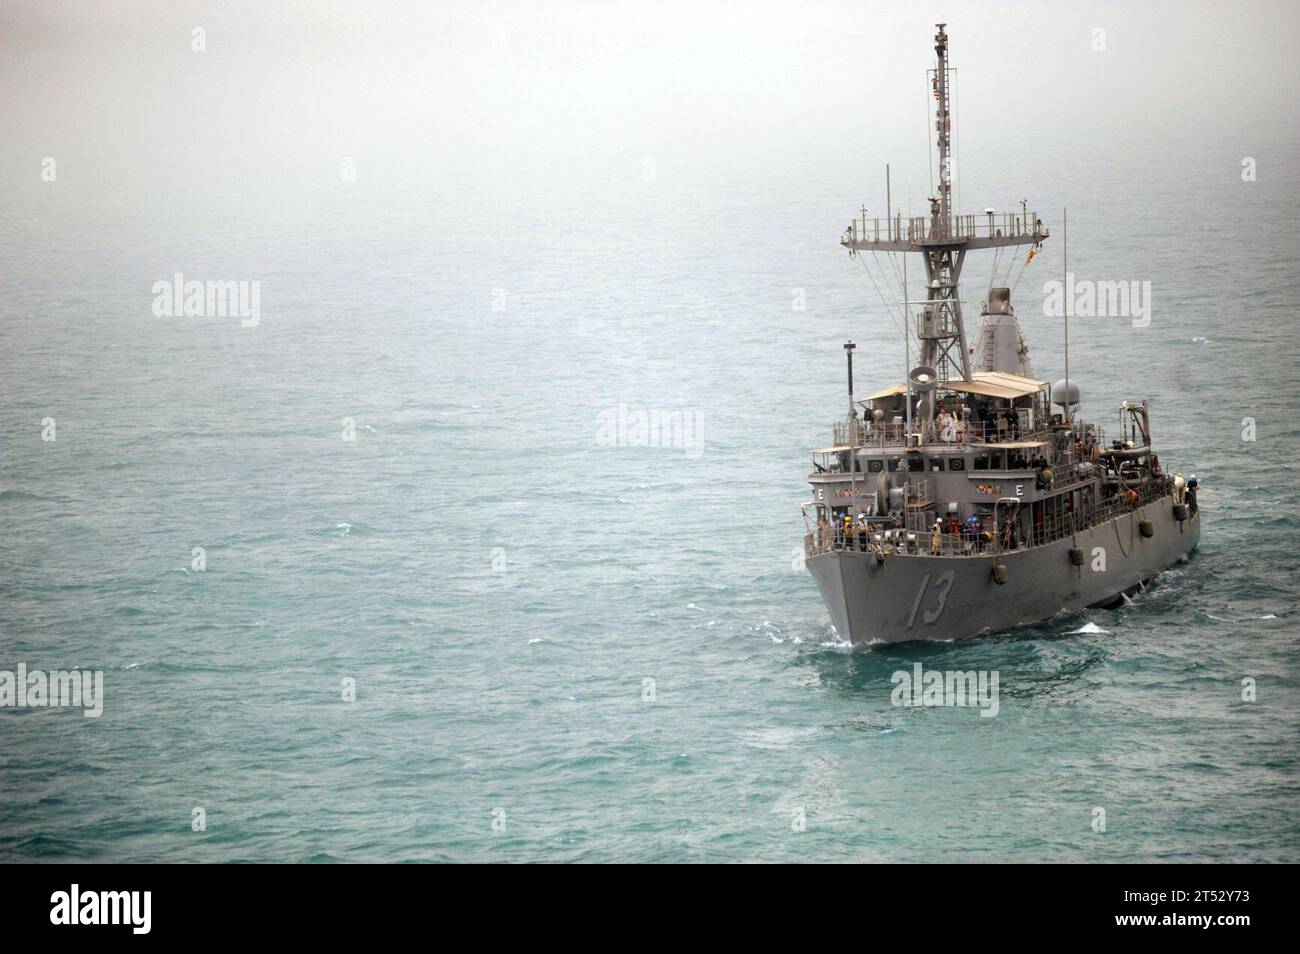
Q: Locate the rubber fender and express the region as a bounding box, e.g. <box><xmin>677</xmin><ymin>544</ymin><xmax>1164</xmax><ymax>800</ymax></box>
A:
<box><xmin>1069</xmin><ymin>547</ymin><xmax>1085</xmax><ymax>566</ymax></box>
<box><xmin>1139</xmin><ymin>519</ymin><xmax>1154</xmax><ymax>538</ymax></box>
<box><xmin>992</xmin><ymin>562</ymin><xmax>1009</xmax><ymax>585</ymax></box>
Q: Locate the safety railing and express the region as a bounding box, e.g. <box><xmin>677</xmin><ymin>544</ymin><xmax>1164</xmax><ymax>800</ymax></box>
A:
<box><xmin>828</xmin><ymin>412</ymin><xmax>1049</xmax><ymax>450</ymax></box>
<box><xmin>842</xmin><ymin>211</ymin><xmax>1049</xmax><ymax>246</ymax></box>
<box><xmin>804</xmin><ymin>478</ymin><xmax>1175</xmax><ymax>560</ymax></box>
<box><xmin>805</xmin><ymin>524</ymin><xmax>993</xmax><ymax>559</ymax></box>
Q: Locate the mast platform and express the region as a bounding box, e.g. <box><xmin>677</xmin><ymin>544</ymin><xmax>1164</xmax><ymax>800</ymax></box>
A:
<box><xmin>842</xmin><ymin>211</ymin><xmax>1049</xmax><ymax>253</ymax></box>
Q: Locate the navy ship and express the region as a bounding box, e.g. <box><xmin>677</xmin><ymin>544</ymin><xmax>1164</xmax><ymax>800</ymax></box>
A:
<box><xmin>803</xmin><ymin>24</ymin><xmax>1201</xmax><ymax>644</ymax></box>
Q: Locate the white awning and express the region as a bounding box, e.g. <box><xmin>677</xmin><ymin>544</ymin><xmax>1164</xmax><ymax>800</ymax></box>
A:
<box><xmin>943</xmin><ymin>371</ymin><xmax>1047</xmax><ymax>400</ymax></box>
<box><xmin>864</xmin><ymin>383</ymin><xmax>909</xmax><ymax>400</ymax></box>
<box><xmin>862</xmin><ymin>372</ymin><xmax>1044</xmax><ymax>402</ymax></box>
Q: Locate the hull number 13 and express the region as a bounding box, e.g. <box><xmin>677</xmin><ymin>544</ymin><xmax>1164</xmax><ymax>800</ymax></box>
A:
<box><xmin>906</xmin><ymin>571</ymin><xmax>955</xmax><ymax>629</ymax></box>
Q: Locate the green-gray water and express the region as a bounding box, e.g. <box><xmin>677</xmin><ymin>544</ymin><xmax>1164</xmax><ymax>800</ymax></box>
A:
<box><xmin>2</xmin><ymin>3</ymin><xmax>1297</xmax><ymax>862</ymax></box>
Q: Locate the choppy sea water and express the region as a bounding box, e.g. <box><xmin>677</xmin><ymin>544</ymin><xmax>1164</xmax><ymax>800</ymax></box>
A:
<box><xmin>2</xmin><ymin>130</ymin><xmax>1298</xmax><ymax>862</ymax></box>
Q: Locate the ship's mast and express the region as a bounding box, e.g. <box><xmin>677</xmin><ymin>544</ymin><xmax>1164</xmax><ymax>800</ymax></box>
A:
<box><xmin>920</xmin><ymin>23</ymin><xmax>969</xmax><ymax>391</ymax></box>
<box><xmin>934</xmin><ymin>24</ymin><xmax>953</xmax><ymax>221</ymax></box>
<box><xmin>842</xmin><ymin>23</ymin><xmax>1050</xmax><ymax>421</ymax></box>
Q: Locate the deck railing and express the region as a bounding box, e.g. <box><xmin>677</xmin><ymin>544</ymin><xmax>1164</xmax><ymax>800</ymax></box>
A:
<box><xmin>1019</xmin><ymin>477</ymin><xmax>1172</xmax><ymax>551</ymax></box>
<box><xmin>829</xmin><ymin>412</ymin><xmax>1048</xmax><ymax>451</ymax></box>
<box><xmin>805</xmin><ymin>478</ymin><xmax>1175</xmax><ymax>560</ymax></box>
<box><xmin>842</xmin><ymin>211</ymin><xmax>1048</xmax><ymax>246</ymax></box>
<box><xmin>806</xmin><ymin>524</ymin><xmax>993</xmax><ymax>559</ymax></box>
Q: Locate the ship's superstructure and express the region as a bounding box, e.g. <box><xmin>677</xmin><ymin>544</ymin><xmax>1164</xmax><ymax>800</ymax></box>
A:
<box><xmin>803</xmin><ymin>25</ymin><xmax>1200</xmax><ymax>644</ymax></box>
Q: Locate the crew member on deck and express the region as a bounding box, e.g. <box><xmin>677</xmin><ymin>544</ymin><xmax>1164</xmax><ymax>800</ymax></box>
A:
<box><xmin>1036</xmin><ymin>461</ymin><xmax>1054</xmax><ymax>490</ymax></box>
<box><xmin>937</xmin><ymin>407</ymin><xmax>956</xmax><ymax>443</ymax></box>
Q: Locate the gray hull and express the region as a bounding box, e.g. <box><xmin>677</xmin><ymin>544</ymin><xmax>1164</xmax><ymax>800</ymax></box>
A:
<box><xmin>808</xmin><ymin>498</ymin><xmax>1200</xmax><ymax>645</ymax></box>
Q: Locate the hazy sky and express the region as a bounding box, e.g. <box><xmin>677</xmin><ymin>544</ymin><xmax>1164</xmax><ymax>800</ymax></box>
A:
<box><xmin>3</xmin><ymin>0</ymin><xmax>1297</xmax><ymax>196</ymax></box>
